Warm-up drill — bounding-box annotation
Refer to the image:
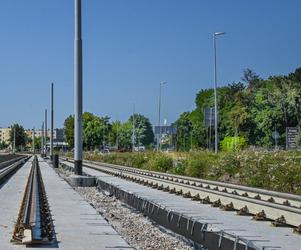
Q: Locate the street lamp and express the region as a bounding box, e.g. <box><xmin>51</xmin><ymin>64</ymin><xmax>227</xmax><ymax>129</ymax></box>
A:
<box><xmin>50</xmin><ymin>83</ymin><xmax>54</xmax><ymax>160</ymax></box>
<box><xmin>132</xmin><ymin>103</ymin><xmax>135</xmax><ymax>152</ymax></box>
<box><xmin>213</xmin><ymin>32</ymin><xmax>225</xmax><ymax>153</ymax></box>
<box><xmin>157</xmin><ymin>81</ymin><xmax>167</xmax><ymax>151</ymax></box>
<box><xmin>74</xmin><ymin>0</ymin><xmax>83</xmax><ymax>175</ymax></box>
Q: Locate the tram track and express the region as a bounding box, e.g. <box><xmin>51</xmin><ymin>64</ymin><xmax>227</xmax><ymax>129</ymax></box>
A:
<box><xmin>63</xmin><ymin>158</ymin><xmax>301</xmax><ymax>233</ymax></box>
<box><xmin>12</xmin><ymin>156</ymin><xmax>54</xmax><ymax>245</ymax></box>
<box><xmin>0</xmin><ymin>156</ymin><xmax>28</xmax><ymax>185</ymax></box>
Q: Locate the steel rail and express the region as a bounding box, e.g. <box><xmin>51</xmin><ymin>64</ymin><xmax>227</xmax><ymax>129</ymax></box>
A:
<box><xmin>85</xmin><ymin>160</ymin><xmax>301</xmax><ymax>202</ymax></box>
<box><xmin>0</xmin><ymin>157</ymin><xmax>27</xmax><ymax>182</ymax></box>
<box><xmin>0</xmin><ymin>156</ymin><xmax>26</xmax><ymax>170</ymax></box>
<box><xmin>63</xmin><ymin>159</ymin><xmax>301</xmax><ymax>232</ymax></box>
<box><xmin>12</xmin><ymin>156</ymin><xmax>53</xmax><ymax>245</ymax></box>
<box><xmin>82</xmin><ymin>159</ymin><xmax>301</xmax><ymax>207</ymax></box>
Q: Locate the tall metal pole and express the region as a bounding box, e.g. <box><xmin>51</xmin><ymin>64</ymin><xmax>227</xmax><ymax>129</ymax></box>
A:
<box><xmin>132</xmin><ymin>104</ymin><xmax>135</xmax><ymax>152</ymax></box>
<box><xmin>32</xmin><ymin>128</ymin><xmax>35</xmax><ymax>154</ymax></box>
<box><xmin>74</xmin><ymin>0</ymin><xmax>83</xmax><ymax>175</ymax></box>
<box><xmin>45</xmin><ymin>109</ymin><xmax>47</xmax><ymax>155</ymax></box>
<box><xmin>213</xmin><ymin>35</ymin><xmax>218</xmax><ymax>153</ymax></box>
<box><xmin>157</xmin><ymin>81</ymin><xmax>166</xmax><ymax>152</ymax></box>
<box><xmin>157</xmin><ymin>84</ymin><xmax>161</xmax><ymax>152</ymax></box>
<box><xmin>50</xmin><ymin>83</ymin><xmax>54</xmax><ymax>160</ymax></box>
<box><xmin>213</xmin><ymin>32</ymin><xmax>225</xmax><ymax>154</ymax></box>
<box><xmin>116</xmin><ymin>122</ymin><xmax>119</xmax><ymax>149</ymax></box>
<box><xmin>13</xmin><ymin>127</ymin><xmax>16</xmax><ymax>153</ymax></box>
<box><xmin>41</xmin><ymin>122</ymin><xmax>44</xmax><ymax>155</ymax></box>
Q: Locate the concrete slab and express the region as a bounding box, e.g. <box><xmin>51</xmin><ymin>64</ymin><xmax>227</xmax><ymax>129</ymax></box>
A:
<box><xmin>0</xmin><ymin>157</ymin><xmax>33</xmax><ymax>250</ymax></box>
<box><xmin>67</xmin><ymin>174</ymin><xmax>96</xmax><ymax>187</ymax></box>
<box><xmin>38</xmin><ymin>157</ymin><xmax>133</xmax><ymax>250</ymax></box>
<box><xmin>61</xmin><ymin>161</ymin><xmax>301</xmax><ymax>250</ymax></box>
<box><xmin>0</xmin><ymin>157</ymin><xmax>133</xmax><ymax>250</ymax></box>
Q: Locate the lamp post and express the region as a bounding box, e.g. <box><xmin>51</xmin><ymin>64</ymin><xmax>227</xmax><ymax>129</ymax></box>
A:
<box><xmin>50</xmin><ymin>83</ymin><xmax>54</xmax><ymax>160</ymax></box>
<box><xmin>13</xmin><ymin>126</ymin><xmax>16</xmax><ymax>153</ymax></box>
<box><xmin>213</xmin><ymin>32</ymin><xmax>225</xmax><ymax>153</ymax></box>
<box><xmin>41</xmin><ymin>122</ymin><xmax>44</xmax><ymax>156</ymax></box>
<box><xmin>44</xmin><ymin>109</ymin><xmax>47</xmax><ymax>155</ymax></box>
<box><xmin>32</xmin><ymin>128</ymin><xmax>35</xmax><ymax>154</ymax></box>
<box><xmin>74</xmin><ymin>0</ymin><xmax>83</xmax><ymax>175</ymax></box>
<box><xmin>157</xmin><ymin>81</ymin><xmax>167</xmax><ymax>151</ymax></box>
<box><xmin>132</xmin><ymin>104</ymin><xmax>135</xmax><ymax>152</ymax></box>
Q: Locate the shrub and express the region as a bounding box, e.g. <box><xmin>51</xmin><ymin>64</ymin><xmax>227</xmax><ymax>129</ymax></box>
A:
<box><xmin>220</xmin><ymin>136</ymin><xmax>247</xmax><ymax>152</ymax></box>
<box><xmin>83</xmin><ymin>149</ymin><xmax>301</xmax><ymax>195</ymax></box>
<box><xmin>184</xmin><ymin>151</ymin><xmax>216</xmax><ymax>178</ymax></box>
<box><xmin>146</xmin><ymin>153</ymin><xmax>173</xmax><ymax>172</ymax></box>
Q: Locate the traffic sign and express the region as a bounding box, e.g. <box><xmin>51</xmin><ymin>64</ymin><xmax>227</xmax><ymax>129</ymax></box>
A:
<box><xmin>272</xmin><ymin>131</ymin><xmax>279</xmax><ymax>139</ymax></box>
<box><xmin>286</xmin><ymin>127</ymin><xmax>299</xmax><ymax>150</ymax></box>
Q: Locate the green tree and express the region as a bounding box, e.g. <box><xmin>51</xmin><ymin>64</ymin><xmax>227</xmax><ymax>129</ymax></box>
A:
<box><xmin>172</xmin><ymin>67</ymin><xmax>301</xmax><ymax>149</ymax></box>
<box><xmin>116</xmin><ymin>121</ymin><xmax>132</xmax><ymax>149</ymax></box>
<box><xmin>174</xmin><ymin>112</ymin><xmax>193</xmax><ymax>151</ymax></box>
<box><xmin>64</xmin><ymin>115</ymin><xmax>74</xmax><ymax>148</ymax></box>
<box><xmin>64</xmin><ymin>112</ymin><xmax>112</xmax><ymax>149</ymax></box>
<box><xmin>84</xmin><ymin>117</ymin><xmax>102</xmax><ymax>150</ymax></box>
<box><xmin>128</xmin><ymin>114</ymin><xmax>154</xmax><ymax>146</ymax></box>
<box><xmin>9</xmin><ymin>124</ymin><xmax>26</xmax><ymax>150</ymax></box>
<box><xmin>0</xmin><ymin>141</ymin><xmax>8</xmax><ymax>150</ymax></box>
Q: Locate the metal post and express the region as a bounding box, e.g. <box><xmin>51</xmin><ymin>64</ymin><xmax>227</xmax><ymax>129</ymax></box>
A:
<box><xmin>132</xmin><ymin>104</ymin><xmax>135</xmax><ymax>152</ymax></box>
<box><xmin>13</xmin><ymin>127</ymin><xmax>16</xmax><ymax>153</ymax></box>
<box><xmin>74</xmin><ymin>0</ymin><xmax>83</xmax><ymax>175</ymax></box>
<box><xmin>41</xmin><ymin>122</ymin><xmax>44</xmax><ymax>155</ymax></box>
<box><xmin>50</xmin><ymin>83</ymin><xmax>54</xmax><ymax>160</ymax></box>
<box><xmin>116</xmin><ymin>122</ymin><xmax>119</xmax><ymax>149</ymax></box>
<box><xmin>45</xmin><ymin>109</ymin><xmax>47</xmax><ymax>155</ymax></box>
<box><xmin>102</xmin><ymin>126</ymin><xmax>105</xmax><ymax>149</ymax></box>
<box><xmin>157</xmin><ymin>81</ymin><xmax>167</xmax><ymax>152</ymax></box>
<box><xmin>213</xmin><ymin>32</ymin><xmax>225</xmax><ymax>154</ymax></box>
<box><xmin>274</xmin><ymin>124</ymin><xmax>278</xmax><ymax>150</ymax></box>
<box><xmin>209</xmin><ymin>107</ymin><xmax>212</xmax><ymax>150</ymax></box>
<box><xmin>32</xmin><ymin>128</ymin><xmax>35</xmax><ymax>154</ymax></box>
<box><xmin>157</xmin><ymin>84</ymin><xmax>161</xmax><ymax>152</ymax></box>
<box><xmin>213</xmin><ymin>35</ymin><xmax>218</xmax><ymax>153</ymax></box>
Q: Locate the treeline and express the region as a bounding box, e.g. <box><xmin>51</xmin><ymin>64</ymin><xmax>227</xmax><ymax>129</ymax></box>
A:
<box><xmin>174</xmin><ymin>67</ymin><xmax>301</xmax><ymax>150</ymax></box>
<box><xmin>63</xmin><ymin>67</ymin><xmax>301</xmax><ymax>151</ymax></box>
<box><xmin>64</xmin><ymin>112</ymin><xmax>154</xmax><ymax>150</ymax></box>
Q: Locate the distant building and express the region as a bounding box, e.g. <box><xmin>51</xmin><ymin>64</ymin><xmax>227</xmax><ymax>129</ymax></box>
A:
<box><xmin>0</xmin><ymin>127</ymin><xmax>11</xmax><ymax>144</ymax></box>
<box><xmin>25</xmin><ymin>128</ymin><xmax>65</xmax><ymax>142</ymax></box>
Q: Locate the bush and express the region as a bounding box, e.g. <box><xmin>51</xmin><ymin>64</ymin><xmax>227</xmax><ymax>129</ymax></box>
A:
<box><xmin>220</xmin><ymin>136</ymin><xmax>247</xmax><ymax>152</ymax></box>
<box><xmin>146</xmin><ymin>153</ymin><xmax>173</xmax><ymax>172</ymax></box>
<box><xmin>83</xmin><ymin>149</ymin><xmax>301</xmax><ymax>195</ymax></box>
<box><xmin>216</xmin><ymin>153</ymin><xmax>241</xmax><ymax>177</ymax></box>
<box><xmin>184</xmin><ymin>151</ymin><xmax>216</xmax><ymax>178</ymax></box>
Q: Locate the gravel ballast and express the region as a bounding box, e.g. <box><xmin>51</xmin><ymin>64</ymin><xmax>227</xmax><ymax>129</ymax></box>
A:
<box><xmin>57</xmin><ymin>167</ymin><xmax>194</xmax><ymax>250</ymax></box>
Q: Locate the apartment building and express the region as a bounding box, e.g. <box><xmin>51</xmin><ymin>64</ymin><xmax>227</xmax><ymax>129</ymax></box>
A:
<box><xmin>0</xmin><ymin>127</ymin><xmax>11</xmax><ymax>144</ymax></box>
<box><xmin>25</xmin><ymin>128</ymin><xmax>65</xmax><ymax>142</ymax></box>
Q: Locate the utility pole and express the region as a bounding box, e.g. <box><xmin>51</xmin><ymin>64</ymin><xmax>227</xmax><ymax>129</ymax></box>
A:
<box><xmin>13</xmin><ymin>127</ymin><xmax>16</xmax><ymax>153</ymax></box>
<box><xmin>274</xmin><ymin>124</ymin><xmax>278</xmax><ymax>150</ymax></box>
<box><xmin>41</xmin><ymin>122</ymin><xmax>44</xmax><ymax>155</ymax></box>
<box><xmin>50</xmin><ymin>83</ymin><xmax>54</xmax><ymax>160</ymax></box>
<box><xmin>32</xmin><ymin>128</ymin><xmax>35</xmax><ymax>154</ymax></box>
<box><xmin>132</xmin><ymin>104</ymin><xmax>135</xmax><ymax>152</ymax></box>
<box><xmin>213</xmin><ymin>32</ymin><xmax>225</xmax><ymax>153</ymax></box>
<box><xmin>116</xmin><ymin>122</ymin><xmax>119</xmax><ymax>149</ymax></box>
<box><xmin>209</xmin><ymin>107</ymin><xmax>212</xmax><ymax>150</ymax></box>
<box><xmin>45</xmin><ymin>109</ymin><xmax>47</xmax><ymax>155</ymax></box>
<box><xmin>157</xmin><ymin>81</ymin><xmax>167</xmax><ymax>152</ymax></box>
<box><xmin>74</xmin><ymin>0</ymin><xmax>83</xmax><ymax>175</ymax></box>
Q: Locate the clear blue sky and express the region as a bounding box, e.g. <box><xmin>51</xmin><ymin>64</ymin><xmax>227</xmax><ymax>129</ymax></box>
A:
<box><xmin>0</xmin><ymin>0</ymin><xmax>300</xmax><ymax>129</ymax></box>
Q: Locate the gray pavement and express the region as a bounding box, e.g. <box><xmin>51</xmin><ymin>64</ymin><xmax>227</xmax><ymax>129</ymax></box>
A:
<box><xmin>0</xmin><ymin>157</ymin><xmax>33</xmax><ymax>250</ymax></box>
<box><xmin>0</xmin><ymin>157</ymin><xmax>133</xmax><ymax>250</ymax></box>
